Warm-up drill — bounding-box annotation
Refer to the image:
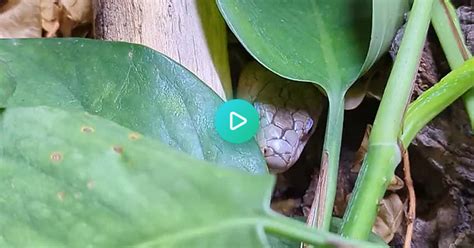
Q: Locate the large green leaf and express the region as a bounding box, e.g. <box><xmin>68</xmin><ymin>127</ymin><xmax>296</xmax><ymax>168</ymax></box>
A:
<box><xmin>0</xmin><ymin>106</ymin><xmax>382</xmax><ymax>247</ymax></box>
<box><xmin>217</xmin><ymin>0</ymin><xmax>408</xmax><ymax>229</ymax></box>
<box><xmin>0</xmin><ymin>38</ymin><xmax>265</xmax><ymax>173</ymax></box>
<box><xmin>217</xmin><ymin>0</ymin><xmax>407</xmax><ymax>95</ymax></box>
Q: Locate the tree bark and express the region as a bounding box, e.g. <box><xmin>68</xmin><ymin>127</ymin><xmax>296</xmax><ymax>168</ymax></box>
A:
<box><xmin>93</xmin><ymin>0</ymin><xmax>232</xmax><ymax>100</ymax></box>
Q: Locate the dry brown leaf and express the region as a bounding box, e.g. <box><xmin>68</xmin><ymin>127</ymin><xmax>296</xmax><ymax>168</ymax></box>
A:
<box><xmin>387</xmin><ymin>175</ymin><xmax>405</xmax><ymax>191</ymax></box>
<box><xmin>40</xmin><ymin>0</ymin><xmax>60</xmax><ymax>36</ymax></box>
<box><xmin>40</xmin><ymin>0</ymin><xmax>91</xmax><ymax>37</ymax></box>
<box><xmin>0</xmin><ymin>0</ymin><xmax>42</xmax><ymax>38</ymax></box>
<box><xmin>59</xmin><ymin>0</ymin><xmax>91</xmax><ymax>36</ymax></box>
<box><xmin>344</xmin><ymin>78</ymin><xmax>369</xmax><ymax>110</ymax></box>
<box><xmin>372</xmin><ymin>193</ymin><xmax>405</xmax><ymax>243</ymax></box>
<box><xmin>60</xmin><ymin>0</ymin><xmax>91</xmax><ymax>23</ymax></box>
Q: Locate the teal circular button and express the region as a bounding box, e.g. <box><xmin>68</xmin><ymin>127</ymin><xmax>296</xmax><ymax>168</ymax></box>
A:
<box><xmin>215</xmin><ymin>99</ymin><xmax>259</xmax><ymax>144</ymax></box>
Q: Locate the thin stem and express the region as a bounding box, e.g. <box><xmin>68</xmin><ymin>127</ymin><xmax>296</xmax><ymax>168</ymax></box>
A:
<box><xmin>306</xmin><ymin>95</ymin><xmax>345</xmax><ymax>232</ymax></box>
<box><xmin>340</xmin><ymin>0</ymin><xmax>435</xmax><ymax>240</ymax></box>
<box><xmin>402</xmin><ymin>150</ymin><xmax>415</xmax><ymax>248</ymax></box>
<box><xmin>264</xmin><ymin>212</ymin><xmax>386</xmax><ymax>248</ymax></box>
<box><xmin>431</xmin><ymin>0</ymin><xmax>474</xmax><ymax>129</ymax></box>
<box><xmin>400</xmin><ymin>58</ymin><xmax>474</xmax><ymax>147</ymax></box>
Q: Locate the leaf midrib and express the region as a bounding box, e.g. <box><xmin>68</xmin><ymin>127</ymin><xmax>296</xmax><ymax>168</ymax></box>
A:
<box><xmin>134</xmin><ymin>217</ymin><xmax>265</xmax><ymax>247</ymax></box>
<box><xmin>312</xmin><ymin>2</ymin><xmax>342</xmax><ymax>92</ymax></box>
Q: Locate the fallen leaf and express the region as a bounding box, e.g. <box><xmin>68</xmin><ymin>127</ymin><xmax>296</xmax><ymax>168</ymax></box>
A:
<box><xmin>387</xmin><ymin>175</ymin><xmax>405</xmax><ymax>191</ymax></box>
<box><xmin>40</xmin><ymin>0</ymin><xmax>61</xmax><ymax>37</ymax></box>
<box><xmin>344</xmin><ymin>78</ymin><xmax>370</xmax><ymax>110</ymax></box>
<box><xmin>59</xmin><ymin>0</ymin><xmax>91</xmax><ymax>36</ymax></box>
<box><xmin>0</xmin><ymin>0</ymin><xmax>42</xmax><ymax>38</ymax></box>
<box><xmin>60</xmin><ymin>0</ymin><xmax>91</xmax><ymax>23</ymax></box>
<box><xmin>40</xmin><ymin>0</ymin><xmax>91</xmax><ymax>37</ymax></box>
<box><xmin>372</xmin><ymin>193</ymin><xmax>405</xmax><ymax>243</ymax></box>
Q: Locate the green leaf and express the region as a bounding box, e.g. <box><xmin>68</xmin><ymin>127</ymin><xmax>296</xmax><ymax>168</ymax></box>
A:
<box><xmin>0</xmin><ymin>106</ymin><xmax>382</xmax><ymax>248</ymax></box>
<box><xmin>401</xmin><ymin>57</ymin><xmax>474</xmax><ymax>147</ymax></box>
<box><xmin>217</xmin><ymin>0</ymin><xmax>407</xmax><ymax>95</ymax></box>
<box><xmin>0</xmin><ymin>38</ymin><xmax>266</xmax><ymax>174</ymax></box>
<box><xmin>431</xmin><ymin>0</ymin><xmax>474</xmax><ymax>129</ymax></box>
<box><xmin>217</xmin><ymin>0</ymin><xmax>407</xmax><ymax>229</ymax></box>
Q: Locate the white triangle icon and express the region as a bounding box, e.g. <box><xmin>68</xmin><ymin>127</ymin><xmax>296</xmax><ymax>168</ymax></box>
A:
<box><xmin>230</xmin><ymin>111</ymin><xmax>247</xmax><ymax>131</ymax></box>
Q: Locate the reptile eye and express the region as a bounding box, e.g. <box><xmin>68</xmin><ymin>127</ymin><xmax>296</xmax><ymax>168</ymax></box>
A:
<box><xmin>263</xmin><ymin>148</ymin><xmax>271</xmax><ymax>156</ymax></box>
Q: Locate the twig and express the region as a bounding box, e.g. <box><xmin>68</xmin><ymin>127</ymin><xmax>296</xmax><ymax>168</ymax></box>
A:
<box><xmin>402</xmin><ymin>149</ymin><xmax>416</xmax><ymax>248</ymax></box>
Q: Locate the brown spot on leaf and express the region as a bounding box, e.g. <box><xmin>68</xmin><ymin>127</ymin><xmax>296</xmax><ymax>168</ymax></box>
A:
<box><xmin>128</xmin><ymin>132</ymin><xmax>141</xmax><ymax>141</ymax></box>
<box><xmin>50</xmin><ymin>152</ymin><xmax>63</xmax><ymax>162</ymax></box>
<box><xmin>57</xmin><ymin>191</ymin><xmax>65</xmax><ymax>201</ymax></box>
<box><xmin>81</xmin><ymin>126</ymin><xmax>94</xmax><ymax>133</ymax></box>
<box><xmin>113</xmin><ymin>146</ymin><xmax>123</xmax><ymax>154</ymax></box>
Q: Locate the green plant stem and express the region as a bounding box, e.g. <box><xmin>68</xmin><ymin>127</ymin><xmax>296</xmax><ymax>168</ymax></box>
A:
<box><xmin>306</xmin><ymin>95</ymin><xmax>345</xmax><ymax>232</ymax></box>
<box><xmin>265</xmin><ymin>212</ymin><xmax>386</xmax><ymax>248</ymax></box>
<box><xmin>340</xmin><ymin>0</ymin><xmax>435</xmax><ymax>240</ymax></box>
<box><xmin>401</xmin><ymin>58</ymin><xmax>474</xmax><ymax>147</ymax></box>
<box><xmin>431</xmin><ymin>0</ymin><xmax>474</xmax><ymax>129</ymax></box>
<box><xmin>464</xmin><ymin>90</ymin><xmax>474</xmax><ymax>128</ymax></box>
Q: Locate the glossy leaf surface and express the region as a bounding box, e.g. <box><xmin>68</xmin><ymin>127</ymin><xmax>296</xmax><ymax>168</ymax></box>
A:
<box><xmin>0</xmin><ymin>106</ymin><xmax>380</xmax><ymax>247</ymax></box>
<box><xmin>0</xmin><ymin>38</ymin><xmax>266</xmax><ymax>173</ymax></box>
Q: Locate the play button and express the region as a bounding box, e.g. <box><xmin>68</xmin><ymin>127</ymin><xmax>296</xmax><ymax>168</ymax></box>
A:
<box><xmin>215</xmin><ymin>99</ymin><xmax>259</xmax><ymax>144</ymax></box>
<box><xmin>229</xmin><ymin>112</ymin><xmax>247</xmax><ymax>131</ymax></box>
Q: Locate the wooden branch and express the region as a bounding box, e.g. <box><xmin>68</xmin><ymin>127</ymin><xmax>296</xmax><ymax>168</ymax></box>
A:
<box><xmin>93</xmin><ymin>0</ymin><xmax>232</xmax><ymax>99</ymax></box>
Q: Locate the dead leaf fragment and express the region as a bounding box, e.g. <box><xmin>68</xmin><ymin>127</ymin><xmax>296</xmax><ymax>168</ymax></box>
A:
<box><xmin>372</xmin><ymin>193</ymin><xmax>405</xmax><ymax>243</ymax></box>
<box><xmin>60</xmin><ymin>0</ymin><xmax>91</xmax><ymax>36</ymax></box>
<box><xmin>61</xmin><ymin>0</ymin><xmax>91</xmax><ymax>23</ymax></box>
<box><xmin>40</xmin><ymin>0</ymin><xmax>91</xmax><ymax>37</ymax></box>
<box><xmin>271</xmin><ymin>198</ymin><xmax>301</xmax><ymax>216</ymax></box>
<box><xmin>344</xmin><ymin>78</ymin><xmax>369</xmax><ymax>110</ymax></box>
<box><xmin>387</xmin><ymin>175</ymin><xmax>404</xmax><ymax>191</ymax></box>
<box><xmin>40</xmin><ymin>0</ymin><xmax>61</xmax><ymax>36</ymax></box>
<box><xmin>0</xmin><ymin>0</ymin><xmax>42</xmax><ymax>38</ymax></box>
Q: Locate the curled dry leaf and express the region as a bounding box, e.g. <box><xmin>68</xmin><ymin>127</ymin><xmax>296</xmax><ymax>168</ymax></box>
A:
<box><xmin>345</xmin><ymin>55</ymin><xmax>393</xmax><ymax>108</ymax></box>
<box><xmin>387</xmin><ymin>175</ymin><xmax>405</xmax><ymax>191</ymax></box>
<box><xmin>40</xmin><ymin>0</ymin><xmax>92</xmax><ymax>37</ymax></box>
<box><xmin>372</xmin><ymin>193</ymin><xmax>405</xmax><ymax>243</ymax></box>
<box><xmin>61</xmin><ymin>0</ymin><xmax>91</xmax><ymax>24</ymax></box>
<box><xmin>0</xmin><ymin>0</ymin><xmax>42</xmax><ymax>38</ymax></box>
<box><xmin>344</xmin><ymin>78</ymin><xmax>369</xmax><ymax>110</ymax></box>
<box><xmin>59</xmin><ymin>0</ymin><xmax>92</xmax><ymax>36</ymax></box>
<box><xmin>40</xmin><ymin>0</ymin><xmax>61</xmax><ymax>36</ymax></box>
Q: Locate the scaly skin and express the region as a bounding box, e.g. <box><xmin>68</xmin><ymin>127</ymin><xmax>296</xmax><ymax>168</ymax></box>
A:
<box><xmin>237</xmin><ymin>62</ymin><xmax>324</xmax><ymax>173</ymax></box>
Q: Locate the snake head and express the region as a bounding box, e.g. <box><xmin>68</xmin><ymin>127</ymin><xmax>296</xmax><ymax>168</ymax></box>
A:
<box><xmin>238</xmin><ymin>62</ymin><xmax>325</xmax><ymax>173</ymax></box>
<box><xmin>255</xmin><ymin>102</ymin><xmax>318</xmax><ymax>173</ymax></box>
